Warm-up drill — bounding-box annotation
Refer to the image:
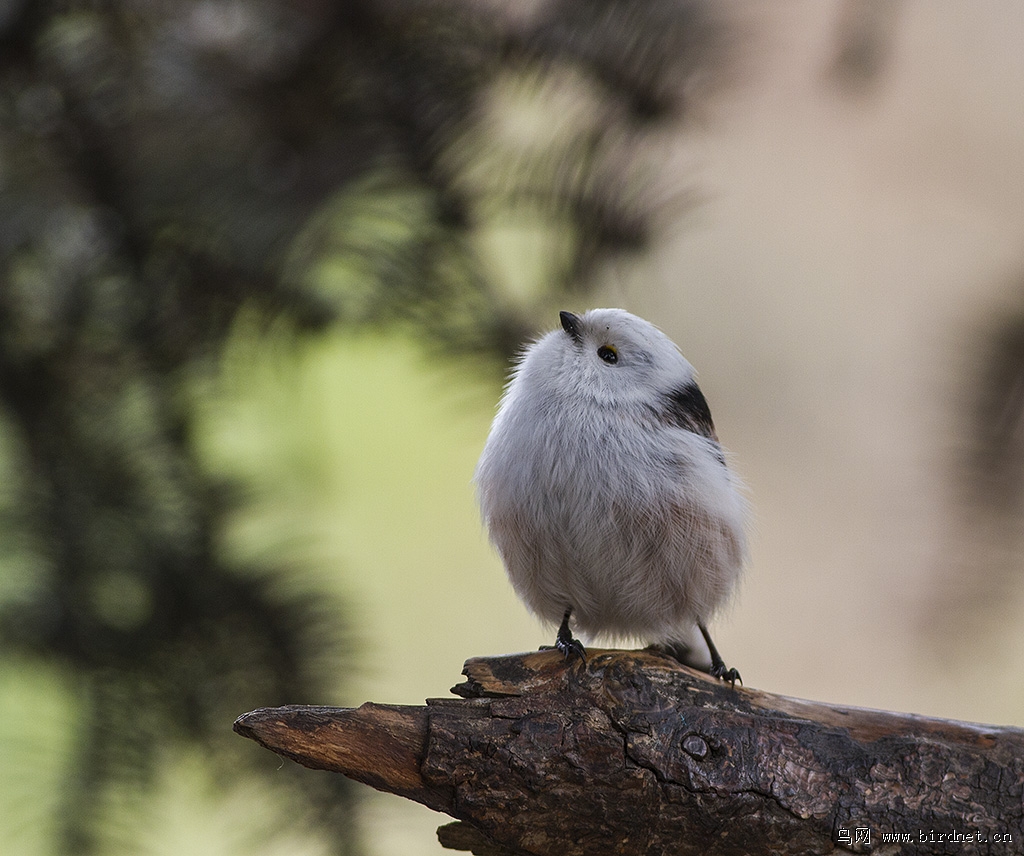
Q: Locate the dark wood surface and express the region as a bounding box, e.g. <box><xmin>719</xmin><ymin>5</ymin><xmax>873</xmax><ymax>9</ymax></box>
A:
<box><xmin>235</xmin><ymin>649</ymin><xmax>1024</xmax><ymax>855</ymax></box>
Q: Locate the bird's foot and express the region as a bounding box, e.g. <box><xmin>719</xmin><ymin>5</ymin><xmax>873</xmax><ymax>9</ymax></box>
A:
<box><xmin>555</xmin><ymin>634</ymin><xmax>586</xmax><ymax>662</ymax></box>
<box><xmin>539</xmin><ymin>638</ymin><xmax>586</xmax><ymax>661</ymax></box>
<box><xmin>700</xmin><ymin>623</ymin><xmax>741</xmax><ymax>687</ymax></box>
<box><xmin>709</xmin><ymin>663</ymin><xmax>742</xmax><ymax>687</ymax></box>
<box><xmin>550</xmin><ymin>607</ymin><xmax>587</xmax><ymax>664</ymax></box>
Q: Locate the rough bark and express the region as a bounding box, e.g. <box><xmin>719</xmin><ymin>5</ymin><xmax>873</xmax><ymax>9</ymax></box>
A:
<box><xmin>234</xmin><ymin>649</ymin><xmax>1024</xmax><ymax>855</ymax></box>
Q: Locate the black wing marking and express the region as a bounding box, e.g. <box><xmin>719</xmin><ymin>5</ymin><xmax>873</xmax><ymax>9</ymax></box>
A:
<box><xmin>662</xmin><ymin>381</ymin><xmax>718</xmax><ymax>442</ymax></box>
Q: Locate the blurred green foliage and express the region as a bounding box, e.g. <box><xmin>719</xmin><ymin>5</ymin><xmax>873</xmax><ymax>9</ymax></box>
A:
<box><xmin>0</xmin><ymin>0</ymin><xmax>721</xmax><ymax>853</ymax></box>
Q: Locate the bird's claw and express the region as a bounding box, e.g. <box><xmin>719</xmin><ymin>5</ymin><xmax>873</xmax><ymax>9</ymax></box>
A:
<box><xmin>555</xmin><ymin>635</ymin><xmax>587</xmax><ymax>663</ymax></box>
<box><xmin>698</xmin><ymin>623</ymin><xmax>741</xmax><ymax>687</ymax></box>
<box><xmin>549</xmin><ymin>607</ymin><xmax>587</xmax><ymax>664</ymax></box>
<box><xmin>711</xmin><ymin>663</ymin><xmax>742</xmax><ymax>687</ymax></box>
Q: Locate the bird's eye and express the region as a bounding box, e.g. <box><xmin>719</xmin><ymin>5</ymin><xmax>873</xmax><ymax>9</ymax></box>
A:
<box><xmin>597</xmin><ymin>345</ymin><xmax>618</xmax><ymax>364</ymax></box>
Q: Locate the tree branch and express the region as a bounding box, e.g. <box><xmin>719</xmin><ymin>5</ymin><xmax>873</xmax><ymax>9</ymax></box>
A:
<box><xmin>234</xmin><ymin>649</ymin><xmax>1024</xmax><ymax>855</ymax></box>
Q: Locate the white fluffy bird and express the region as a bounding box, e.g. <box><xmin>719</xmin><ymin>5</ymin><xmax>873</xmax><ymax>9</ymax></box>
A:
<box><xmin>475</xmin><ymin>308</ymin><xmax>747</xmax><ymax>683</ymax></box>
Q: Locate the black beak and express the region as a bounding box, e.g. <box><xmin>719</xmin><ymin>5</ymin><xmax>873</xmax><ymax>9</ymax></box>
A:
<box><xmin>559</xmin><ymin>311</ymin><xmax>583</xmax><ymax>343</ymax></box>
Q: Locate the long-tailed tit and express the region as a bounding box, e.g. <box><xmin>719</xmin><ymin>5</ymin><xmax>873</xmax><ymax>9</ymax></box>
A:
<box><xmin>475</xmin><ymin>308</ymin><xmax>747</xmax><ymax>683</ymax></box>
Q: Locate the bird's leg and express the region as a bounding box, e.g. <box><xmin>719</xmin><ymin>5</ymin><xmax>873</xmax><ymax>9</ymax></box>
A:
<box><xmin>699</xmin><ymin>623</ymin><xmax>741</xmax><ymax>687</ymax></box>
<box><xmin>554</xmin><ymin>607</ymin><xmax>586</xmax><ymax>662</ymax></box>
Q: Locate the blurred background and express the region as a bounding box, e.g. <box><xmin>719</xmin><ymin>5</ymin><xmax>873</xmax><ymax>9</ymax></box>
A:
<box><xmin>2</xmin><ymin>1</ymin><xmax>1024</xmax><ymax>854</ymax></box>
